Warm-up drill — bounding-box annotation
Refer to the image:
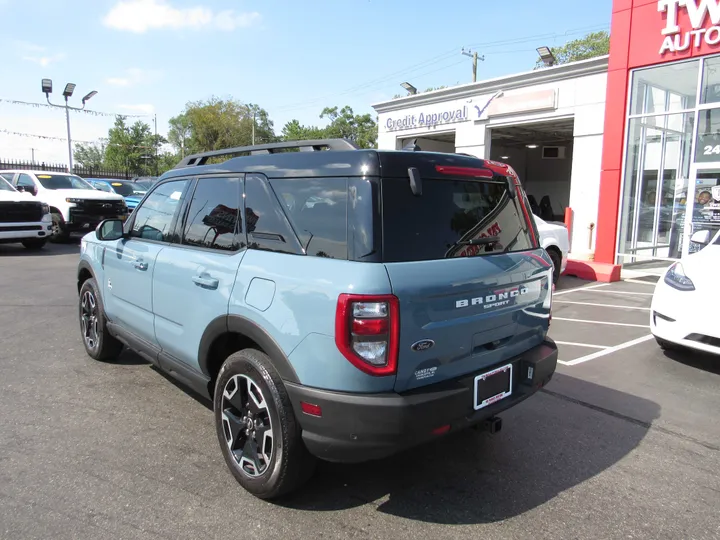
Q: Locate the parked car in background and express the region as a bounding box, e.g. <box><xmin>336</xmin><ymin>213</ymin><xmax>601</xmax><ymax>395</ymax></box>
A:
<box><xmin>534</xmin><ymin>214</ymin><xmax>569</xmax><ymax>283</ymax></box>
<box><xmin>1</xmin><ymin>170</ymin><xmax>127</xmax><ymax>241</ymax></box>
<box><xmin>77</xmin><ymin>139</ymin><xmax>557</xmax><ymax>499</ymax></box>
<box><xmin>651</xmin><ymin>228</ymin><xmax>720</xmax><ymax>357</ymax></box>
<box><xmin>86</xmin><ymin>179</ymin><xmax>148</xmax><ymax>211</ymax></box>
<box><xmin>0</xmin><ymin>175</ymin><xmax>53</xmax><ymax>249</ymax></box>
<box><xmin>131</xmin><ymin>175</ymin><xmax>158</xmax><ymax>185</ymax></box>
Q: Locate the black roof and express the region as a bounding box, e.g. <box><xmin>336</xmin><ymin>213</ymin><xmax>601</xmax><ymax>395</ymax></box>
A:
<box><xmin>159</xmin><ymin>138</ymin><xmax>498</xmax><ymax>181</ymax></box>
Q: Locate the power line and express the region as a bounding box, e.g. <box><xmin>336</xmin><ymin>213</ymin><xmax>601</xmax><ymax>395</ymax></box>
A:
<box><xmin>0</xmin><ymin>98</ymin><xmax>153</xmax><ymax>118</ymax></box>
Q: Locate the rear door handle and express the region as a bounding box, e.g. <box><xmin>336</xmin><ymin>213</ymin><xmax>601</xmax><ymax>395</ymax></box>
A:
<box><xmin>192</xmin><ymin>274</ymin><xmax>219</xmax><ymax>289</ymax></box>
<box><xmin>133</xmin><ymin>260</ymin><xmax>148</xmax><ymax>271</ymax></box>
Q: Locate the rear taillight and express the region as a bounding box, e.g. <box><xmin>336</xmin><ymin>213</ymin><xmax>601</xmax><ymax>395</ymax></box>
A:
<box><xmin>434</xmin><ymin>165</ymin><xmax>493</xmax><ymax>178</ymax></box>
<box><xmin>335</xmin><ymin>294</ymin><xmax>399</xmax><ymax>376</ymax></box>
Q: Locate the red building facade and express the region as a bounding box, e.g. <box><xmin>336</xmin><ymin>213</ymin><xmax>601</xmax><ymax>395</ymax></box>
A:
<box><xmin>597</xmin><ymin>0</ymin><xmax>720</xmax><ymax>266</ymax></box>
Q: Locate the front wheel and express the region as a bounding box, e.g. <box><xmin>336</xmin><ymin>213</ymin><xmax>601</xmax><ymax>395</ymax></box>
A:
<box><xmin>214</xmin><ymin>349</ymin><xmax>315</xmax><ymax>499</ymax></box>
<box><xmin>547</xmin><ymin>248</ymin><xmax>562</xmax><ymax>284</ymax></box>
<box><xmin>21</xmin><ymin>238</ymin><xmax>47</xmax><ymax>250</ymax></box>
<box><xmin>78</xmin><ymin>278</ymin><xmax>123</xmax><ymax>361</ymax></box>
<box><xmin>50</xmin><ymin>213</ymin><xmax>70</xmax><ymax>243</ymax></box>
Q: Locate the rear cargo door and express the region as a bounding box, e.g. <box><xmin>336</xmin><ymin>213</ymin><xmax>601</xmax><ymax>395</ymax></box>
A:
<box><xmin>380</xmin><ymin>174</ymin><xmax>552</xmax><ymax>393</ymax></box>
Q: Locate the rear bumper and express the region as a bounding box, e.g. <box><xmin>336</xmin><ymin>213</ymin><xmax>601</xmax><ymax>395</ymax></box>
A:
<box><xmin>286</xmin><ymin>339</ymin><xmax>557</xmax><ymax>463</ymax></box>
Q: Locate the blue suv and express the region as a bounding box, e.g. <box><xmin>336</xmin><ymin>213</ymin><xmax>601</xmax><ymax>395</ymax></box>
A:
<box><xmin>77</xmin><ymin>139</ymin><xmax>557</xmax><ymax>499</ymax></box>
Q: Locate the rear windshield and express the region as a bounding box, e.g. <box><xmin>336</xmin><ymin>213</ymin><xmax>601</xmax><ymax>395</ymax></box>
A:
<box><xmin>381</xmin><ymin>177</ymin><xmax>535</xmax><ymax>262</ymax></box>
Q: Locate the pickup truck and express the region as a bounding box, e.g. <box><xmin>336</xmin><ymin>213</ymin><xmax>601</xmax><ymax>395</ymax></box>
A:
<box><xmin>0</xmin><ymin>175</ymin><xmax>53</xmax><ymax>249</ymax></box>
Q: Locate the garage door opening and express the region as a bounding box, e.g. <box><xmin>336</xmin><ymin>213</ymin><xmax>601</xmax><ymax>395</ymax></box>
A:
<box><xmin>490</xmin><ymin>119</ymin><xmax>574</xmax><ymax>222</ymax></box>
<box><xmin>399</xmin><ymin>131</ymin><xmax>456</xmax><ymax>153</ymax></box>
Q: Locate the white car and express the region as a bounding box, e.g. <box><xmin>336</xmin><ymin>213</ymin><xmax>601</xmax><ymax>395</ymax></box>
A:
<box><xmin>0</xmin><ymin>175</ymin><xmax>53</xmax><ymax>249</ymax></box>
<box><xmin>534</xmin><ymin>214</ymin><xmax>569</xmax><ymax>283</ymax></box>
<box><xmin>1</xmin><ymin>170</ymin><xmax>127</xmax><ymax>241</ymax></box>
<box><xmin>651</xmin><ymin>229</ymin><xmax>720</xmax><ymax>356</ymax></box>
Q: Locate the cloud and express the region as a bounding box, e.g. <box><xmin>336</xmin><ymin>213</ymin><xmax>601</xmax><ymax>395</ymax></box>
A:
<box><xmin>117</xmin><ymin>103</ymin><xmax>155</xmax><ymax>115</ymax></box>
<box><xmin>14</xmin><ymin>41</ymin><xmax>66</xmax><ymax>66</ymax></box>
<box><xmin>22</xmin><ymin>53</ymin><xmax>66</xmax><ymax>67</ymax></box>
<box><xmin>106</xmin><ymin>68</ymin><xmax>162</xmax><ymax>87</ymax></box>
<box><xmin>103</xmin><ymin>0</ymin><xmax>260</xmax><ymax>33</ymax></box>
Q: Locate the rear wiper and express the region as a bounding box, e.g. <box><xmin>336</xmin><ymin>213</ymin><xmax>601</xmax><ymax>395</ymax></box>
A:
<box><xmin>455</xmin><ymin>236</ymin><xmax>500</xmax><ymax>246</ymax></box>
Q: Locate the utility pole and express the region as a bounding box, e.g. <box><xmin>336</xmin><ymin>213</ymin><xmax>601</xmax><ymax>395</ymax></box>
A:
<box><xmin>461</xmin><ymin>48</ymin><xmax>485</xmax><ymax>83</ymax></box>
<box><xmin>153</xmin><ymin>113</ymin><xmax>158</xmax><ymax>176</ymax></box>
<box><xmin>252</xmin><ymin>111</ymin><xmax>256</xmax><ymax>145</ymax></box>
<box><xmin>30</xmin><ymin>148</ymin><xmax>36</xmax><ymax>164</ymax></box>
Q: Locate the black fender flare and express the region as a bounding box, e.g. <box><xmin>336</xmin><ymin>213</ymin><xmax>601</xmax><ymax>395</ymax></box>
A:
<box><xmin>198</xmin><ymin>315</ymin><xmax>300</xmax><ymax>384</ymax></box>
<box><xmin>77</xmin><ymin>260</ymin><xmax>95</xmax><ymax>292</ymax></box>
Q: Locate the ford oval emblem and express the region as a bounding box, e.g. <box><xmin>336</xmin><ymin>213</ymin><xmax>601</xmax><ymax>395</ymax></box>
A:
<box><xmin>411</xmin><ymin>339</ymin><xmax>435</xmax><ymax>352</ymax></box>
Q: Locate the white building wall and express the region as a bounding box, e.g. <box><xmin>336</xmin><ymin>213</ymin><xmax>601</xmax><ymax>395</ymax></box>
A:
<box><xmin>373</xmin><ymin>58</ymin><xmax>609</xmax><ymax>258</ymax></box>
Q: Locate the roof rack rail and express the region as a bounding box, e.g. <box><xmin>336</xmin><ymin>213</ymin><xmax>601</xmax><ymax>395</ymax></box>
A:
<box><xmin>174</xmin><ymin>138</ymin><xmax>359</xmax><ymax>168</ymax></box>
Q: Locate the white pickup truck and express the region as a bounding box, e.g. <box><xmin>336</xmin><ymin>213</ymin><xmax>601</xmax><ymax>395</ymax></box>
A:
<box><xmin>534</xmin><ymin>214</ymin><xmax>569</xmax><ymax>284</ymax></box>
<box><xmin>0</xmin><ymin>175</ymin><xmax>53</xmax><ymax>249</ymax></box>
<box><xmin>1</xmin><ymin>170</ymin><xmax>127</xmax><ymax>241</ymax></box>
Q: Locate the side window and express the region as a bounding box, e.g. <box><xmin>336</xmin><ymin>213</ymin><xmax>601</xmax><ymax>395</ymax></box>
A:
<box><xmin>0</xmin><ymin>173</ymin><xmax>14</xmax><ymax>183</ymax></box>
<box><xmin>270</xmin><ymin>178</ymin><xmax>348</xmax><ymax>259</ymax></box>
<box><xmin>182</xmin><ymin>177</ymin><xmax>243</xmax><ymax>251</ymax></box>
<box><xmin>130</xmin><ymin>180</ymin><xmax>188</xmax><ymax>242</ymax></box>
<box><xmin>245</xmin><ymin>174</ymin><xmax>302</xmax><ymax>255</ymax></box>
<box><xmin>16</xmin><ymin>174</ymin><xmax>35</xmax><ymax>188</ymax></box>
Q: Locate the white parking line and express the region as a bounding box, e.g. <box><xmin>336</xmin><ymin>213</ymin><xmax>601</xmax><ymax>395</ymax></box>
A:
<box><xmin>552</xmin><ymin>317</ymin><xmax>650</xmax><ymax>328</ymax></box>
<box><xmin>554</xmin><ymin>283</ymin><xmax>610</xmax><ymax>296</ymax></box>
<box><xmin>560</xmin><ymin>335</ymin><xmax>654</xmax><ymax>366</ymax></box>
<box><xmin>554</xmin><ymin>300</ymin><xmax>651</xmax><ymax>311</ymax></box>
<box><xmin>623</xmin><ymin>279</ymin><xmax>658</xmax><ymax>286</ymax></box>
<box><xmin>582</xmin><ymin>290</ymin><xmax>654</xmax><ymax>297</ymax></box>
<box><xmin>554</xmin><ymin>340</ymin><xmax>608</xmax><ymax>349</ymax></box>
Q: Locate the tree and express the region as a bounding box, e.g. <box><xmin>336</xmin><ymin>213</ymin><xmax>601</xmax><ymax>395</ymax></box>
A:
<box><xmin>280</xmin><ymin>119</ymin><xmax>326</xmax><ymax>141</ymax></box>
<box><xmin>104</xmin><ymin>116</ymin><xmax>162</xmax><ymax>176</ymax></box>
<box><xmin>167</xmin><ymin>113</ymin><xmax>192</xmax><ymax>158</ymax></box>
<box><xmin>535</xmin><ymin>31</ymin><xmax>610</xmax><ymax>68</ymax></box>
<box><xmin>320</xmin><ymin>106</ymin><xmax>377</xmax><ymax>149</ymax></box>
<box><xmin>73</xmin><ymin>141</ymin><xmax>105</xmax><ymax>169</ymax></box>
<box><xmin>170</xmin><ymin>97</ymin><xmax>275</xmax><ymax>154</ymax></box>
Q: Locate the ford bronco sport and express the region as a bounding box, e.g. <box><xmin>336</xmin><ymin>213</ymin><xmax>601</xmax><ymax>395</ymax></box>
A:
<box><xmin>76</xmin><ymin>139</ymin><xmax>557</xmax><ymax>499</ymax></box>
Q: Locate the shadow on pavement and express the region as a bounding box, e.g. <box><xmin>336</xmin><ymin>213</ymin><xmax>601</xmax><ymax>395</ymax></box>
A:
<box><xmin>663</xmin><ymin>347</ymin><xmax>720</xmax><ymax>376</ymax></box>
<box><xmin>279</xmin><ymin>373</ymin><xmax>659</xmax><ymax>524</ymax></box>
<box><xmin>0</xmin><ymin>238</ymin><xmax>80</xmax><ymax>257</ymax></box>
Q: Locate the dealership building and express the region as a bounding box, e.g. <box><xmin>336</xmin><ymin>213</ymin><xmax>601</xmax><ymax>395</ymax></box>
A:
<box><xmin>372</xmin><ymin>0</ymin><xmax>720</xmax><ymax>279</ymax></box>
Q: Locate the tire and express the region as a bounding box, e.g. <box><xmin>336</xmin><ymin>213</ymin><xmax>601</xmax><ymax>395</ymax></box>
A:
<box><xmin>78</xmin><ymin>278</ymin><xmax>123</xmax><ymax>361</ymax></box>
<box><xmin>547</xmin><ymin>248</ymin><xmax>562</xmax><ymax>284</ymax></box>
<box><xmin>50</xmin><ymin>213</ymin><xmax>70</xmax><ymax>243</ymax></box>
<box><xmin>214</xmin><ymin>349</ymin><xmax>316</xmax><ymax>499</ymax></box>
<box><xmin>21</xmin><ymin>238</ymin><xmax>47</xmax><ymax>250</ymax></box>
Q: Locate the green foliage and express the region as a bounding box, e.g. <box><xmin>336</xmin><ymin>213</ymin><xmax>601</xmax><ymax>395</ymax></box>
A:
<box><xmin>320</xmin><ymin>106</ymin><xmax>377</xmax><ymax>149</ymax></box>
<box><xmin>168</xmin><ymin>97</ymin><xmax>275</xmax><ymax>154</ymax></box>
<box><xmin>280</xmin><ymin>119</ymin><xmax>326</xmax><ymax>141</ymax></box>
<box><xmin>73</xmin><ymin>141</ymin><xmax>105</xmax><ymax>169</ymax></box>
<box><xmin>104</xmin><ymin>116</ymin><xmax>164</xmax><ymax>176</ymax></box>
<box><xmin>535</xmin><ymin>31</ymin><xmax>610</xmax><ymax>69</ymax></box>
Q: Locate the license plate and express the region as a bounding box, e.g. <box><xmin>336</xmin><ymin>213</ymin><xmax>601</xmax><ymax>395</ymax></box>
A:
<box><xmin>473</xmin><ymin>363</ymin><xmax>512</xmax><ymax>410</ymax></box>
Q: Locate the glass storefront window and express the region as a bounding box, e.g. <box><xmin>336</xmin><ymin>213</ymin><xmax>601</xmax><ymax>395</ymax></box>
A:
<box><xmin>695</xmin><ymin>107</ymin><xmax>720</xmax><ymax>162</ymax></box>
<box><xmin>630</xmin><ymin>61</ymin><xmax>698</xmax><ymax>115</ymax></box>
<box><xmin>618</xmin><ymin>113</ymin><xmax>694</xmax><ymax>260</ymax></box>
<box><xmin>701</xmin><ymin>56</ymin><xmax>720</xmax><ymax>104</ymax></box>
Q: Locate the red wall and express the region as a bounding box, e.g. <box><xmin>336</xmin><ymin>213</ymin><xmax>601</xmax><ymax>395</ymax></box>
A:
<box><xmin>596</xmin><ymin>0</ymin><xmax>720</xmax><ymax>263</ymax></box>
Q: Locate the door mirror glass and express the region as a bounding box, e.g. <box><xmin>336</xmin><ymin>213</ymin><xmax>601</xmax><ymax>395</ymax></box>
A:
<box><xmin>96</xmin><ymin>219</ymin><xmax>125</xmax><ymax>241</ymax></box>
<box><xmin>690</xmin><ymin>230</ymin><xmax>711</xmax><ymax>245</ymax></box>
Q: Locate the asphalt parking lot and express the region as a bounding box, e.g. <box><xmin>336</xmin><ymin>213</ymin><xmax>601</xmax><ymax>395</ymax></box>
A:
<box><xmin>1</xmin><ymin>242</ymin><xmax>719</xmax><ymax>540</ymax></box>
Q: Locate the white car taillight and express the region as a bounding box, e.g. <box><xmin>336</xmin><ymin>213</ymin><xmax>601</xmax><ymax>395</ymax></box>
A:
<box><xmin>335</xmin><ymin>294</ymin><xmax>399</xmax><ymax>376</ymax></box>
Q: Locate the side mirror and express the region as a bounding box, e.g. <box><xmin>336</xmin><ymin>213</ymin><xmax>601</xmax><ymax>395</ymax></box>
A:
<box><xmin>96</xmin><ymin>219</ymin><xmax>125</xmax><ymax>241</ymax></box>
<box><xmin>690</xmin><ymin>230</ymin><xmax>711</xmax><ymax>245</ymax></box>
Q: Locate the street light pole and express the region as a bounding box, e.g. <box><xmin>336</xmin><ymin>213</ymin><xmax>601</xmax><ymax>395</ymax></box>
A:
<box><xmin>41</xmin><ymin>79</ymin><xmax>97</xmax><ymax>173</ymax></box>
<box><xmin>64</xmin><ymin>101</ymin><xmax>73</xmax><ymax>171</ymax></box>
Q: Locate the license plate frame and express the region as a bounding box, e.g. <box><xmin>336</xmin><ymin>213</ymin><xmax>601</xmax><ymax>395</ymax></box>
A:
<box><xmin>473</xmin><ymin>363</ymin><xmax>513</xmax><ymax>411</ymax></box>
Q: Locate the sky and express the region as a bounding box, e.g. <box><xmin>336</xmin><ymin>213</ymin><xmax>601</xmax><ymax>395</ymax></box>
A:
<box><xmin>0</xmin><ymin>0</ymin><xmax>613</xmax><ymax>165</ymax></box>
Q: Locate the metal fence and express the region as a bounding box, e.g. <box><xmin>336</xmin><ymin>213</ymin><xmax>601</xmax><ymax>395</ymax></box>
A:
<box><xmin>0</xmin><ymin>160</ymin><xmax>134</xmax><ymax>180</ymax></box>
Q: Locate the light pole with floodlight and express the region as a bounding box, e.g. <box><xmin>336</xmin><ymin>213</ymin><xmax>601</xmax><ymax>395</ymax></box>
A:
<box><xmin>41</xmin><ymin>79</ymin><xmax>98</xmax><ymax>172</ymax></box>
